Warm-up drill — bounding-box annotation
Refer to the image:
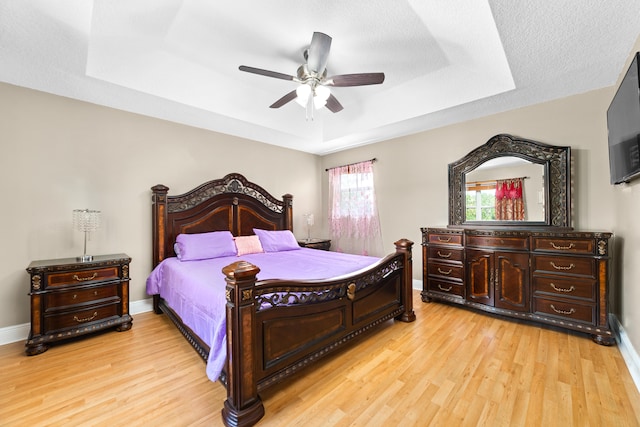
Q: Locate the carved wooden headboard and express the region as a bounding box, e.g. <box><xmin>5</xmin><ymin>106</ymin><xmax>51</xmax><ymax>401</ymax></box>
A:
<box><xmin>151</xmin><ymin>173</ymin><xmax>293</xmax><ymax>267</ymax></box>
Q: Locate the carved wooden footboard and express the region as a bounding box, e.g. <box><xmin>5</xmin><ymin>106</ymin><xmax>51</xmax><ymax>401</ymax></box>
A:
<box><xmin>222</xmin><ymin>239</ymin><xmax>415</xmax><ymax>427</ymax></box>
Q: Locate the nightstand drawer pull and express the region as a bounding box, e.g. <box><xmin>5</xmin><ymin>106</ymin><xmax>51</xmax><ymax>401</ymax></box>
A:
<box><xmin>550</xmin><ymin>262</ymin><xmax>575</xmax><ymax>271</ymax></box>
<box><xmin>550</xmin><ymin>305</ymin><xmax>576</xmax><ymax>315</ymax></box>
<box><xmin>550</xmin><ymin>242</ymin><xmax>575</xmax><ymax>250</ymax></box>
<box><xmin>550</xmin><ymin>283</ymin><xmax>575</xmax><ymax>293</ymax></box>
<box><xmin>437</xmin><ymin>267</ymin><xmax>452</xmax><ymax>275</ymax></box>
<box><xmin>73</xmin><ymin>273</ymin><xmax>98</xmax><ymax>282</ymax></box>
<box><xmin>438</xmin><ymin>284</ymin><xmax>453</xmax><ymax>292</ymax></box>
<box><xmin>73</xmin><ymin>312</ymin><xmax>98</xmax><ymax>323</ymax></box>
<box><xmin>437</xmin><ymin>251</ymin><xmax>452</xmax><ymax>258</ymax></box>
<box><xmin>437</xmin><ymin>237</ymin><xmax>451</xmax><ymax>243</ymax></box>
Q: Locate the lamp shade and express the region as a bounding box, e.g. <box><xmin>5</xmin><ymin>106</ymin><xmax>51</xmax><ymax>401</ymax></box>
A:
<box><xmin>73</xmin><ymin>209</ymin><xmax>101</xmax><ymax>232</ymax></box>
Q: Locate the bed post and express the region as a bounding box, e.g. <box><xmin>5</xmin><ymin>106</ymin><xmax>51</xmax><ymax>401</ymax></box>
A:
<box><xmin>395</xmin><ymin>239</ymin><xmax>416</xmax><ymax>322</ymax></box>
<box><xmin>282</xmin><ymin>193</ymin><xmax>293</xmax><ymax>231</ymax></box>
<box><xmin>151</xmin><ymin>184</ymin><xmax>169</xmax><ymax>315</ymax></box>
<box><xmin>222</xmin><ymin>261</ymin><xmax>265</xmax><ymax>427</ymax></box>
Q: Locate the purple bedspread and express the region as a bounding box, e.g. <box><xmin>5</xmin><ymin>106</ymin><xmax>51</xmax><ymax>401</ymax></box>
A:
<box><xmin>145</xmin><ymin>248</ymin><xmax>379</xmax><ymax>381</ymax></box>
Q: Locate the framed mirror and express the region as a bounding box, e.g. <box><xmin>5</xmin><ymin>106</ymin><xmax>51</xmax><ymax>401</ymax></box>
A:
<box><xmin>448</xmin><ymin>134</ymin><xmax>571</xmax><ymax>228</ymax></box>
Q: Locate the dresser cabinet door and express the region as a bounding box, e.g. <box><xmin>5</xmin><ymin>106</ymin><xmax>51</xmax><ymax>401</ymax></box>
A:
<box><xmin>466</xmin><ymin>249</ymin><xmax>494</xmax><ymax>306</ymax></box>
<box><xmin>495</xmin><ymin>251</ymin><xmax>529</xmax><ymax>312</ymax></box>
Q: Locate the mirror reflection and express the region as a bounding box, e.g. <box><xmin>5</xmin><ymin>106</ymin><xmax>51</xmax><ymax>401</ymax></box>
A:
<box><xmin>464</xmin><ymin>157</ymin><xmax>545</xmax><ymax>222</ymax></box>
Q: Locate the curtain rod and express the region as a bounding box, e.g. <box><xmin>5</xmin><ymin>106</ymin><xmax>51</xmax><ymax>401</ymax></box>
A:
<box><xmin>325</xmin><ymin>158</ymin><xmax>377</xmax><ymax>172</ymax></box>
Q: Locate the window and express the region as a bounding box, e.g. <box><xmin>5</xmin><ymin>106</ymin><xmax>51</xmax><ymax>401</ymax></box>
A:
<box><xmin>328</xmin><ymin>160</ymin><xmax>382</xmax><ymax>255</ymax></box>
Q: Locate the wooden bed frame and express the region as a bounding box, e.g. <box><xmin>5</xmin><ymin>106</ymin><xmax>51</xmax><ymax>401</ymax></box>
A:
<box><xmin>150</xmin><ymin>173</ymin><xmax>415</xmax><ymax>427</ymax></box>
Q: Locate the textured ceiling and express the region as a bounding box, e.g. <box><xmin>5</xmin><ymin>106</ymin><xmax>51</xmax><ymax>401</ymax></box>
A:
<box><xmin>1</xmin><ymin>1</ymin><xmax>639</xmax><ymax>155</ymax></box>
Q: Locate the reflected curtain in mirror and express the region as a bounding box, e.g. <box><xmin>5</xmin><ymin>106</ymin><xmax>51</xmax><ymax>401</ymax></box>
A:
<box><xmin>327</xmin><ymin>159</ymin><xmax>383</xmax><ymax>256</ymax></box>
<box><xmin>495</xmin><ymin>178</ymin><xmax>525</xmax><ymax>220</ymax></box>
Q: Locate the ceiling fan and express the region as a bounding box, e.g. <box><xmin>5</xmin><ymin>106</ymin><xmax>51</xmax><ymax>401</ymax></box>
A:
<box><xmin>239</xmin><ymin>32</ymin><xmax>385</xmax><ymax>119</ymax></box>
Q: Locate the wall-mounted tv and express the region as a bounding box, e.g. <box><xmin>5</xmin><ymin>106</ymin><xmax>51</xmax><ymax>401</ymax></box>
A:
<box><xmin>607</xmin><ymin>52</ymin><xmax>640</xmax><ymax>185</ymax></box>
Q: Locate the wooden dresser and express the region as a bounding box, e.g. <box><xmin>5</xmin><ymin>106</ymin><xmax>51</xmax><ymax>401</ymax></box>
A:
<box><xmin>421</xmin><ymin>228</ymin><xmax>614</xmax><ymax>345</ymax></box>
<box><xmin>26</xmin><ymin>253</ymin><xmax>132</xmax><ymax>355</ymax></box>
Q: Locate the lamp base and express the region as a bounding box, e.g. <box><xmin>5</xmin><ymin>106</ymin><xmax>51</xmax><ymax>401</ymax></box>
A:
<box><xmin>77</xmin><ymin>255</ymin><xmax>94</xmax><ymax>262</ymax></box>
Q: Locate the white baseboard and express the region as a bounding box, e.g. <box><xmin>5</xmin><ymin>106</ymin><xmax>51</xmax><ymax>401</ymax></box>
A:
<box><xmin>0</xmin><ymin>298</ymin><xmax>154</xmax><ymax>346</ymax></box>
<box><xmin>412</xmin><ymin>279</ymin><xmax>422</xmax><ymax>290</ymax></box>
<box><xmin>610</xmin><ymin>314</ymin><xmax>640</xmax><ymax>393</ymax></box>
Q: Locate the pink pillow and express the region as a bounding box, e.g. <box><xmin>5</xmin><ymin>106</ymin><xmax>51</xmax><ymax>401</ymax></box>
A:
<box><xmin>234</xmin><ymin>235</ymin><xmax>264</xmax><ymax>256</ymax></box>
<box><xmin>174</xmin><ymin>231</ymin><xmax>237</xmax><ymax>261</ymax></box>
<box><xmin>253</xmin><ymin>229</ymin><xmax>301</xmax><ymax>252</ymax></box>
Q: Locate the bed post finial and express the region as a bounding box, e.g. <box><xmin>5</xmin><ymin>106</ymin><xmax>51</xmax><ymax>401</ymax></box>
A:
<box><xmin>395</xmin><ymin>239</ymin><xmax>416</xmax><ymax>323</ymax></box>
<box><xmin>222</xmin><ymin>261</ymin><xmax>265</xmax><ymax>427</ymax></box>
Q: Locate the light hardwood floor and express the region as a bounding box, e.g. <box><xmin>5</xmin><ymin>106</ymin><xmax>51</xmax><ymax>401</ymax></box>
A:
<box><xmin>1</xmin><ymin>290</ymin><xmax>639</xmax><ymax>426</ymax></box>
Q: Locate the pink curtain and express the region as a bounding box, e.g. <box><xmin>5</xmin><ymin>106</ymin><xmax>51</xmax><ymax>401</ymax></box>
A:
<box><xmin>328</xmin><ymin>160</ymin><xmax>383</xmax><ymax>256</ymax></box>
<box><xmin>495</xmin><ymin>178</ymin><xmax>525</xmax><ymax>220</ymax></box>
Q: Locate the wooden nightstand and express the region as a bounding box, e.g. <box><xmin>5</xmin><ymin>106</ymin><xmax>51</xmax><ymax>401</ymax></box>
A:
<box><xmin>298</xmin><ymin>238</ymin><xmax>331</xmax><ymax>251</ymax></box>
<box><xmin>25</xmin><ymin>253</ymin><xmax>132</xmax><ymax>355</ymax></box>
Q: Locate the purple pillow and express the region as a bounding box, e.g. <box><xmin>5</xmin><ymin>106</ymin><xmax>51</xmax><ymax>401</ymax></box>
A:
<box><xmin>175</xmin><ymin>231</ymin><xmax>237</xmax><ymax>261</ymax></box>
<box><xmin>253</xmin><ymin>229</ymin><xmax>301</xmax><ymax>252</ymax></box>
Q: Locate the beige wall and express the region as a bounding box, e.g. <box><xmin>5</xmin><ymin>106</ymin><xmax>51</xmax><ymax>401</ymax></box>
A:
<box><xmin>0</xmin><ymin>82</ymin><xmax>321</xmax><ymax>328</ymax></box>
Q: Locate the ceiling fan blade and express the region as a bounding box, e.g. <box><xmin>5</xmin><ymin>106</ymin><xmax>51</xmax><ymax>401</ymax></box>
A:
<box><xmin>269</xmin><ymin>90</ymin><xmax>298</xmax><ymax>108</ymax></box>
<box><xmin>325</xmin><ymin>94</ymin><xmax>343</xmax><ymax>113</ymax></box>
<box><xmin>239</xmin><ymin>65</ymin><xmax>296</xmax><ymax>81</ymax></box>
<box><xmin>326</xmin><ymin>73</ymin><xmax>385</xmax><ymax>87</ymax></box>
<box><xmin>307</xmin><ymin>32</ymin><xmax>332</xmax><ymax>74</ymax></box>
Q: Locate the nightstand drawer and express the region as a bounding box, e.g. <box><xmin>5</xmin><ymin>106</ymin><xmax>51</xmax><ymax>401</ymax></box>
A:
<box><xmin>44</xmin><ymin>302</ymin><xmax>120</xmax><ymax>332</ymax></box>
<box><xmin>533</xmin><ymin>297</ymin><xmax>595</xmax><ymax>325</ymax></box>
<box><xmin>46</xmin><ymin>267</ymin><xmax>120</xmax><ymax>288</ymax></box>
<box><xmin>44</xmin><ymin>284</ymin><xmax>120</xmax><ymax>311</ymax></box>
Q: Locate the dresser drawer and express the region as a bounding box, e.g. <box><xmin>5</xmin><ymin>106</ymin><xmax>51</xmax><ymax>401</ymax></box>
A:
<box><xmin>533</xmin><ymin>297</ymin><xmax>595</xmax><ymax>325</ymax></box>
<box><xmin>46</xmin><ymin>267</ymin><xmax>120</xmax><ymax>288</ymax></box>
<box><xmin>466</xmin><ymin>235</ymin><xmax>529</xmax><ymax>251</ymax></box>
<box><xmin>532</xmin><ymin>255</ymin><xmax>595</xmax><ymax>278</ymax></box>
<box><xmin>428</xmin><ymin>278</ymin><xmax>464</xmax><ymax>297</ymax></box>
<box><xmin>427</xmin><ymin>261</ymin><xmax>464</xmax><ymax>281</ymax></box>
<box><xmin>428</xmin><ymin>232</ymin><xmax>462</xmax><ymax>246</ymax></box>
<box><xmin>44</xmin><ymin>284</ymin><xmax>120</xmax><ymax>311</ymax></box>
<box><xmin>427</xmin><ymin>246</ymin><xmax>463</xmax><ymax>263</ymax></box>
<box><xmin>44</xmin><ymin>302</ymin><xmax>119</xmax><ymax>332</ymax></box>
<box><xmin>532</xmin><ymin>237</ymin><xmax>594</xmax><ymax>254</ymax></box>
<box><xmin>533</xmin><ymin>276</ymin><xmax>595</xmax><ymax>301</ymax></box>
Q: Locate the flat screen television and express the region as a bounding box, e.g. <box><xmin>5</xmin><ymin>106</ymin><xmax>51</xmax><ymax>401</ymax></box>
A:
<box><xmin>607</xmin><ymin>52</ymin><xmax>640</xmax><ymax>185</ymax></box>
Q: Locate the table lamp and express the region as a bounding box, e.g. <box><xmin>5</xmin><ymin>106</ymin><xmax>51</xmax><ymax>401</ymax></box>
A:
<box><xmin>73</xmin><ymin>209</ymin><xmax>101</xmax><ymax>262</ymax></box>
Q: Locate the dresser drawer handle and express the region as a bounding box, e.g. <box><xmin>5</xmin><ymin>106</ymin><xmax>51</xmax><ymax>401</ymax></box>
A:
<box><xmin>550</xmin><ymin>242</ymin><xmax>575</xmax><ymax>250</ymax></box>
<box><xmin>550</xmin><ymin>304</ymin><xmax>576</xmax><ymax>315</ymax></box>
<box><xmin>73</xmin><ymin>312</ymin><xmax>98</xmax><ymax>323</ymax></box>
<box><xmin>437</xmin><ymin>237</ymin><xmax>451</xmax><ymax>243</ymax></box>
<box><xmin>438</xmin><ymin>284</ymin><xmax>453</xmax><ymax>292</ymax></box>
<box><xmin>550</xmin><ymin>262</ymin><xmax>575</xmax><ymax>271</ymax></box>
<box><xmin>550</xmin><ymin>283</ymin><xmax>575</xmax><ymax>293</ymax></box>
<box><xmin>437</xmin><ymin>268</ymin><xmax>452</xmax><ymax>275</ymax></box>
<box><xmin>437</xmin><ymin>251</ymin><xmax>452</xmax><ymax>258</ymax></box>
<box><xmin>73</xmin><ymin>273</ymin><xmax>98</xmax><ymax>282</ymax></box>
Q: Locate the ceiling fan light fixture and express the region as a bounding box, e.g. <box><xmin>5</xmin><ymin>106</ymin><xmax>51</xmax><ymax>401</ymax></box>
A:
<box><xmin>295</xmin><ymin>84</ymin><xmax>311</xmax><ymax>107</ymax></box>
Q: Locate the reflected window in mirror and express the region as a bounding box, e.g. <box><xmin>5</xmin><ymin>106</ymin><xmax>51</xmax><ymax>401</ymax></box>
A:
<box><xmin>465</xmin><ymin>181</ymin><xmax>496</xmax><ymax>221</ymax></box>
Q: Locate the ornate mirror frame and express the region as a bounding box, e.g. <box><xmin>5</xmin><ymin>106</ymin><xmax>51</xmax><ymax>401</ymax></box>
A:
<box><xmin>448</xmin><ymin>134</ymin><xmax>572</xmax><ymax>228</ymax></box>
